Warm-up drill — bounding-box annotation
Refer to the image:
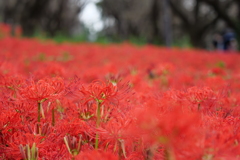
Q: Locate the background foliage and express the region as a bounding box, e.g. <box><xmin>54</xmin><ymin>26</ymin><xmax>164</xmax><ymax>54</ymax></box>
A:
<box><xmin>0</xmin><ymin>0</ymin><xmax>239</xmax><ymax>49</ymax></box>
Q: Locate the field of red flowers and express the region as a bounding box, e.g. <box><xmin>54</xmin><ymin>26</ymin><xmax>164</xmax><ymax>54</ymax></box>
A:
<box><xmin>1</xmin><ymin>24</ymin><xmax>240</xmax><ymax>160</ymax></box>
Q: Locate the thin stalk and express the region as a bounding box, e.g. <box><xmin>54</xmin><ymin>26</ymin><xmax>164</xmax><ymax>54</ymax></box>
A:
<box><xmin>27</xmin><ymin>144</ymin><xmax>30</xmax><ymax>160</ymax></box>
<box><xmin>52</xmin><ymin>108</ymin><xmax>55</xmax><ymax>126</ymax></box>
<box><xmin>40</xmin><ymin>104</ymin><xmax>45</xmax><ymax>119</ymax></box>
<box><xmin>146</xmin><ymin>148</ymin><xmax>154</xmax><ymax>160</ymax></box>
<box><xmin>164</xmin><ymin>147</ymin><xmax>175</xmax><ymax>160</ymax></box>
<box><xmin>37</xmin><ymin>102</ymin><xmax>42</xmax><ymax>134</ymax></box>
<box><xmin>118</xmin><ymin>140</ymin><xmax>122</xmax><ymax>160</ymax></box>
<box><xmin>38</xmin><ymin>102</ymin><xmax>41</xmax><ymax>123</ymax></box>
<box><xmin>64</xmin><ymin>136</ymin><xmax>71</xmax><ymax>154</ymax></box>
<box><xmin>38</xmin><ymin>102</ymin><xmax>41</xmax><ymax>122</ymax></box>
<box><xmin>198</xmin><ymin>103</ymin><xmax>201</xmax><ymax>111</ymax></box>
<box><xmin>95</xmin><ymin>101</ymin><xmax>101</xmax><ymax>149</ymax></box>
<box><xmin>118</xmin><ymin>139</ymin><xmax>126</xmax><ymax>159</ymax></box>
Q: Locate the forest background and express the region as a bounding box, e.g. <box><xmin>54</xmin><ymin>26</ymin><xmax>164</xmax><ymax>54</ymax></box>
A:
<box><xmin>0</xmin><ymin>0</ymin><xmax>240</xmax><ymax>50</ymax></box>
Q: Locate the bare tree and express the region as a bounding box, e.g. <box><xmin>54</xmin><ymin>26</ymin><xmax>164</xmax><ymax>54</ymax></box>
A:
<box><xmin>98</xmin><ymin>0</ymin><xmax>238</xmax><ymax>48</ymax></box>
<box><xmin>98</xmin><ymin>0</ymin><xmax>163</xmax><ymax>43</ymax></box>
<box><xmin>200</xmin><ymin>0</ymin><xmax>240</xmax><ymax>36</ymax></box>
<box><xmin>169</xmin><ymin>0</ymin><xmax>222</xmax><ymax>48</ymax></box>
<box><xmin>41</xmin><ymin>0</ymin><xmax>87</xmax><ymax>37</ymax></box>
<box><xmin>1</xmin><ymin>0</ymin><xmax>86</xmax><ymax>37</ymax></box>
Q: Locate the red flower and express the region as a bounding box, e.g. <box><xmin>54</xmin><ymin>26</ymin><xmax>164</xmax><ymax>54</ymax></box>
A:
<box><xmin>3</xmin><ymin>132</ymin><xmax>45</xmax><ymax>159</ymax></box>
<box><xmin>20</xmin><ymin>77</ymin><xmax>65</xmax><ymax>102</ymax></box>
<box><xmin>80</xmin><ymin>81</ymin><xmax>118</xmax><ymax>105</ymax></box>
<box><xmin>186</xmin><ymin>86</ymin><xmax>216</xmax><ymax>104</ymax></box>
<box><xmin>75</xmin><ymin>150</ymin><xmax>118</xmax><ymax>160</ymax></box>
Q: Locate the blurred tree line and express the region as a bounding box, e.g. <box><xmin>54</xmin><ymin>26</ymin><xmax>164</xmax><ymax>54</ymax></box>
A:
<box><xmin>0</xmin><ymin>0</ymin><xmax>240</xmax><ymax>49</ymax></box>
<box><xmin>98</xmin><ymin>0</ymin><xmax>240</xmax><ymax>49</ymax></box>
<box><xmin>0</xmin><ymin>0</ymin><xmax>86</xmax><ymax>37</ymax></box>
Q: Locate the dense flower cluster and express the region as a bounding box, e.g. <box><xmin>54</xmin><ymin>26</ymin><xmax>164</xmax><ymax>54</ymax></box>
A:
<box><xmin>0</xmin><ymin>25</ymin><xmax>240</xmax><ymax>159</ymax></box>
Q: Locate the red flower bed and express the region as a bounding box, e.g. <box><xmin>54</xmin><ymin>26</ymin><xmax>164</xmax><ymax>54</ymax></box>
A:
<box><xmin>1</xmin><ymin>29</ymin><xmax>240</xmax><ymax>159</ymax></box>
<box><xmin>0</xmin><ymin>24</ymin><xmax>21</xmax><ymax>38</ymax></box>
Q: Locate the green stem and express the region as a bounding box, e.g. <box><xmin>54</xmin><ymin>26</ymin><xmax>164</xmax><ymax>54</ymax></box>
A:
<box><xmin>118</xmin><ymin>140</ymin><xmax>122</xmax><ymax>160</ymax></box>
<box><xmin>198</xmin><ymin>103</ymin><xmax>201</xmax><ymax>111</ymax></box>
<box><xmin>146</xmin><ymin>148</ymin><xmax>153</xmax><ymax>160</ymax></box>
<box><xmin>52</xmin><ymin>108</ymin><xmax>55</xmax><ymax>126</ymax></box>
<box><xmin>37</xmin><ymin>102</ymin><xmax>41</xmax><ymax>134</ymax></box>
<box><xmin>95</xmin><ymin>101</ymin><xmax>101</xmax><ymax>149</ymax></box>
<box><xmin>38</xmin><ymin>102</ymin><xmax>41</xmax><ymax>123</ymax></box>
<box><xmin>164</xmin><ymin>147</ymin><xmax>175</xmax><ymax>160</ymax></box>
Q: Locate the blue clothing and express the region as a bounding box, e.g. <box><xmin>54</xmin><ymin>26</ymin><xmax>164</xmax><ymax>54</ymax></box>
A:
<box><xmin>223</xmin><ymin>31</ymin><xmax>236</xmax><ymax>50</ymax></box>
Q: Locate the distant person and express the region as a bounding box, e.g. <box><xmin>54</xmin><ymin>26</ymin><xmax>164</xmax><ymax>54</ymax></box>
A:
<box><xmin>212</xmin><ymin>33</ymin><xmax>224</xmax><ymax>51</ymax></box>
<box><xmin>228</xmin><ymin>38</ymin><xmax>238</xmax><ymax>51</ymax></box>
<box><xmin>223</xmin><ymin>29</ymin><xmax>237</xmax><ymax>51</ymax></box>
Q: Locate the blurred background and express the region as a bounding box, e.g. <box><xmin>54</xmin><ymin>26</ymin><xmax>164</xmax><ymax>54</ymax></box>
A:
<box><xmin>0</xmin><ymin>0</ymin><xmax>239</xmax><ymax>50</ymax></box>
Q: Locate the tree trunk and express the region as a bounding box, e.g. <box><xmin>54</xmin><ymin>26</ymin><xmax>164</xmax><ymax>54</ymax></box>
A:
<box><xmin>19</xmin><ymin>0</ymin><xmax>49</xmax><ymax>37</ymax></box>
<box><xmin>189</xmin><ymin>32</ymin><xmax>205</xmax><ymax>48</ymax></box>
<box><xmin>149</xmin><ymin>0</ymin><xmax>160</xmax><ymax>43</ymax></box>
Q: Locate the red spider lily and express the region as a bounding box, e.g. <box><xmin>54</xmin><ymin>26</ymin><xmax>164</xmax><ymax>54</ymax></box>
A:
<box><xmin>185</xmin><ymin>86</ymin><xmax>218</xmax><ymax>112</ymax></box>
<box><xmin>0</xmin><ymin>75</ymin><xmax>25</xmax><ymax>98</ymax></box>
<box><xmin>3</xmin><ymin>132</ymin><xmax>46</xmax><ymax>159</ymax></box>
<box><xmin>64</xmin><ymin>134</ymin><xmax>82</xmax><ymax>157</ymax></box>
<box><xmin>33</xmin><ymin>62</ymin><xmax>67</xmax><ymax>79</ymax></box>
<box><xmin>200</xmin><ymin>115</ymin><xmax>240</xmax><ymax>159</ymax></box>
<box><xmin>19</xmin><ymin>80</ymin><xmax>55</xmax><ymax>103</ymax></box>
<box><xmin>80</xmin><ymin>80</ymin><xmax>119</xmax><ymax>105</ymax></box>
<box><xmin>75</xmin><ymin>150</ymin><xmax>118</xmax><ymax>160</ymax></box>
<box><xmin>43</xmin><ymin>77</ymin><xmax>65</xmax><ymax>96</ymax></box>
<box><xmin>0</xmin><ymin>110</ymin><xmax>21</xmax><ymax>150</ymax></box>
<box><xmin>125</xmin><ymin>151</ymin><xmax>145</xmax><ymax>160</ymax></box>
<box><xmin>128</xmin><ymin>101</ymin><xmax>202</xmax><ymax>159</ymax></box>
<box><xmin>153</xmin><ymin>63</ymin><xmax>175</xmax><ymax>77</ymax></box>
<box><xmin>209</xmin><ymin>67</ymin><xmax>226</xmax><ymax>76</ymax></box>
<box><xmin>186</xmin><ymin>86</ymin><xmax>217</xmax><ymax>104</ymax></box>
<box><xmin>55</xmin><ymin>117</ymin><xmax>91</xmax><ymax>136</ymax></box>
<box><xmin>78</xmin><ymin>80</ymin><xmax>131</xmax><ymax>120</ymax></box>
<box><xmin>19</xmin><ymin>143</ymin><xmax>38</xmax><ymax>160</ymax></box>
<box><xmin>19</xmin><ymin>77</ymin><xmax>65</xmax><ymax>103</ymax></box>
<box><xmin>94</xmin><ymin>116</ymin><xmax>133</xmax><ymax>158</ymax></box>
<box><xmin>24</xmin><ymin>122</ymin><xmax>52</xmax><ymax>136</ymax></box>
